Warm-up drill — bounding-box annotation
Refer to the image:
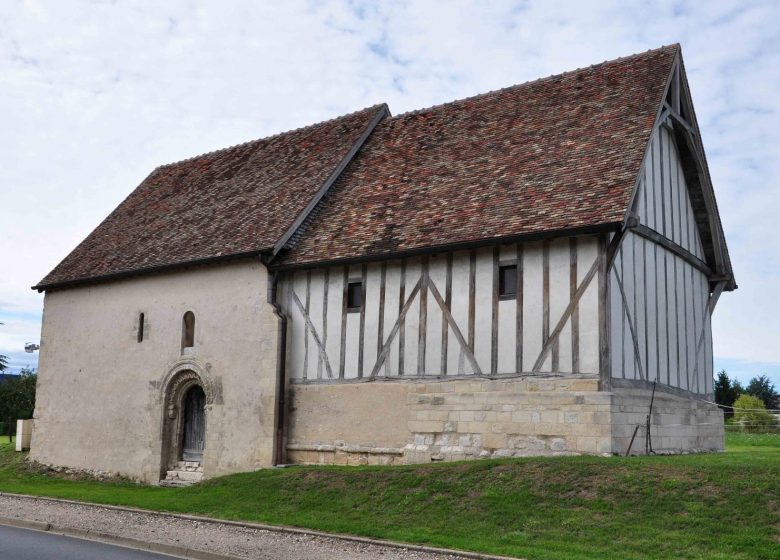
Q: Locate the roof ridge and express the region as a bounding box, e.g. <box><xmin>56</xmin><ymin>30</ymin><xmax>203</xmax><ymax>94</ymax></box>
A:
<box><xmin>390</xmin><ymin>44</ymin><xmax>680</xmax><ymax>121</ymax></box>
<box><xmin>153</xmin><ymin>103</ymin><xmax>389</xmax><ymax>171</ymax></box>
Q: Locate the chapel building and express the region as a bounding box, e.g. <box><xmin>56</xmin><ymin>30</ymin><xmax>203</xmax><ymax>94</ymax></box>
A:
<box><xmin>31</xmin><ymin>45</ymin><xmax>735</xmax><ymax>484</ymax></box>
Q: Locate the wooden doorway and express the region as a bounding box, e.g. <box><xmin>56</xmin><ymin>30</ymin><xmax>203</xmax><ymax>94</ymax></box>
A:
<box><xmin>181</xmin><ymin>385</ymin><xmax>205</xmax><ymax>462</ymax></box>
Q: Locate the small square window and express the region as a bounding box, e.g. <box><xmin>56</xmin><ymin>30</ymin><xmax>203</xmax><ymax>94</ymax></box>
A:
<box><xmin>499</xmin><ymin>264</ymin><xmax>517</xmax><ymax>299</ymax></box>
<box><xmin>347</xmin><ymin>281</ymin><xmax>363</xmax><ymax>312</ymax></box>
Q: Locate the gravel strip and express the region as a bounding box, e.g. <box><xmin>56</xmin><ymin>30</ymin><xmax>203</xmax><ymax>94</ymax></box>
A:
<box><xmin>0</xmin><ymin>494</ymin><xmax>482</xmax><ymax>560</ymax></box>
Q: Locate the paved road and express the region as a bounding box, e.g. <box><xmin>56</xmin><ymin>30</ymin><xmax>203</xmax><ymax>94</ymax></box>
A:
<box><xmin>0</xmin><ymin>524</ymin><xmax>181</xmax><ymax>560</ymax></box>
<box><xmin>1</xmin><ymin>493</ymin><xmax>476</xmax><ymax>559</ymax></box>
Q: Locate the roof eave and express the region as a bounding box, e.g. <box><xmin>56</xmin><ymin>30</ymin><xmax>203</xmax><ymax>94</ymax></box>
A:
<box><xmin>32</xmin><ymin>248</ymin><xmax>273</xmax><ymax>293</ymax></box>
<box><xmin>270</xmin><ymin>222</ymin><xmax>623</xmax><ymax>272</ymax></box>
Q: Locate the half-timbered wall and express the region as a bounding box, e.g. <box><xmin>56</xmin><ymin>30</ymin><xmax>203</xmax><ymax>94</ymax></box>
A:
<box><xmin>609</xmin><ymin>122</ymin><xmax>713</xmax><ymax>395</ymax></box>
<box><xmin>280</xmin><ymin>236</ymin><xmax>603</xmax><ymax>382</ymax></box>
<box><xmin>635</xmin><ymin>123</ymin><xmax>705</xmax><ymax>260</ymax></box>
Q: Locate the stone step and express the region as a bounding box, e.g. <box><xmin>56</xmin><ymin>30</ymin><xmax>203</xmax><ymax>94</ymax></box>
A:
<box><xmin>165</xmin><ymin>469</ymin><xmax>203</xmax><ymax>482</ymax></box>
<box><xmin>173</xmin><ymin>461</ymin><xmax>203</xmax><ymax>472</ymax></box>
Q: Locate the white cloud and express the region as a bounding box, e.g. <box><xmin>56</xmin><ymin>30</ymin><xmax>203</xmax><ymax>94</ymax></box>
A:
<box><xmin>0</xmin><ymin>0</ymin><xmax>778</xmax><ymax>382</ymax></box>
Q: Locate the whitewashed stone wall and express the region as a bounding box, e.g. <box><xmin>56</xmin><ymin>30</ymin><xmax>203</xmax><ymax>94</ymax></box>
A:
<box><xmin>31</xmin><ymin>260</ymin><xmax>280</xmax><ymax>482</ymax></box>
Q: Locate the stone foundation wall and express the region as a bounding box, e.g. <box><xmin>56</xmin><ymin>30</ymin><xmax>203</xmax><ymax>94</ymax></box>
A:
<box><xmin>610</xmin><ymin>380</ymin><xmax>724</xmax><ymax>455</ymax></box>
<box><xmin>286</xmin><ymin>376</ymin><xmax>725</xmax><ymax>465</ymax></box>
<box><xmin>286</xmin><ymin>375</ymin><xmax>613</xmax><ymax>465</ymax></box>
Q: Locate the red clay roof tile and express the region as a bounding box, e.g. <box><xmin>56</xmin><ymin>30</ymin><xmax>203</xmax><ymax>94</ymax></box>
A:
<box><xmin>37</xmin><ymin>45</ymin><xmax>678</xmax><ymax>288</ymax></box>
<box><xmin>278</xmin><ymin>45</ymin><xmax>677</xmax><ymax>266</ymax></box>
<box><xmin>36</xmin><ymin>105</ymin><xmax>387</xmax><ymax>289</ymax></box>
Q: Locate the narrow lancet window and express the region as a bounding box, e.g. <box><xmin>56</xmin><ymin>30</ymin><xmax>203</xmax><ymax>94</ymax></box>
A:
<box><xmin>182</xmin><ymin>311</ymin><xmax>195</xmax><ymax>351</ymax></box>
<box><xmin>137</xmin><ymin>313</ymin><xmax>145</xmax><ymax>343</ymax></box>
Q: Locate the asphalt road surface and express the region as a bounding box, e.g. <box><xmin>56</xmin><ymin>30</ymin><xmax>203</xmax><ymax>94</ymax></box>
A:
<box><xmin>0</xmin><ymin>524</ymin><xmax>181</xmax><ymax>560</ymax></box>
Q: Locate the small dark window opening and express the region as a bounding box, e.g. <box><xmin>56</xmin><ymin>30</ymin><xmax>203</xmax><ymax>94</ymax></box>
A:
<box><xmin>346</xmin><ymin>282</ymin><xmax>363</xmax><ymax>312</ymax></box>
<box><xmin>182</xmin><ymin>311</ymin><xmax>195</xmax><ymax>350</ymax></box>
<box><xmin>137</xmin><ymin>313</ymin><xmax>145</xmax><ymax>343</ymax></box>
<box><xmin>499</xmin><ymin>264</ymin><xmax>517</xmax><ymax>299</ymax></box>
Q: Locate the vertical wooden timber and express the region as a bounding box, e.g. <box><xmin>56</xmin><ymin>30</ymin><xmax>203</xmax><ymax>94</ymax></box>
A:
<box><xmin>491</xmin><ymin>246</ymin><xmax>500</xmax><ymax>374</ymax></box>
<box><xmin>598</xmin><ymin>234</ymin><xmax>611</xmax><ymax>391</ymax></box>
<box><xmin>417</xmin><ymin>256</ymin><xmax>429</xmax><ymax>376</ymax></box>
<box><xmin>543</xmin><ymin>241</ymin><xmax>554</xmax><ymax>370</ymax></box>
<box><xmin>303</xmin><ymin>270</ymin><xmax>311</xmax><ymax>380</ymax></box>
<box><xmin>442</xmin><ymin>253</ymin><xmax>452</xmax><ymax>375</ymax></box>
<box><xmin>682</xmin><ymin>257</ymin><xmax>690</xmax><ymax>390</ymax></box>
<box><xmin>468</xmin><ymin>250</ymin><xmax>476</xmax><ymax>353</ymax></box>
<box><xmin>377</xmin><ymin>262</ymin><xmax>386</xmax><ymax>360</ymax></box>
<box><xmin>398</xmin><ymin>259</ymin><xmax>406</xmax><ymax>376</ymax></box>
<box><xmin>642</xmin><ymin>238</ymin><xmax>649</xmax><ymax>383</ymax></box>
<box><xmin>357</xmin><ymin>264</ymin><xmax>367</xmax><ymax>378</ymax></box>
<box><xmin>632</xmin><ymin>233</ymin><xmax>638</xmax><ymax>379</ymax></box>
<box><xmin>570</xmin><ymin>238</ymin><xmax>579</xmax><ymax>373</ymax></box>
<box><xmin>319</xmin><ymin>268</ymin><xmax>329</xmax><ymax>380</ymax></box>
<box><xmin>516</xmin><ymin>244</ymin><xmax>524</xmax><ymax>374</ymax></box>
<box><xmin>339</xmin><ymin>266</ymin><xmax>348</xmax><ymax>379</ymax></box>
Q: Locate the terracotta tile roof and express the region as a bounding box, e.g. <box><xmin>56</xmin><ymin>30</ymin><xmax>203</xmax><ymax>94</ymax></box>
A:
<box><xmin>278</xmin><ymin>45</ymin><xmax>677</xmax><ymax>267</ymax></box>
<box><xmin>37</xmin><ymin>46</ymin><xmax>679</xmax><ymax>289</ymax></box>
<box><xmin>35</xmin><ymin>105</ymin><xmax>387</xmax><ymax>289</ymax></box>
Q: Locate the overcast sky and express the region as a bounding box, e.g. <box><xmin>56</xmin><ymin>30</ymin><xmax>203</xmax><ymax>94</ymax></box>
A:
<box><xmin>1</xmin><ymin>0</ymin><xmax>778</xmax><ymax>389</ymax></box>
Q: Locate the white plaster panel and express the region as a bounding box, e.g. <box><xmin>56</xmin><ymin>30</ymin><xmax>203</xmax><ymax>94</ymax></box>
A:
<box><xmin>402</xmin><ymin>257</ymin><xmax>421</xmax><ymax>376</ymax></box>
<box><xmin>652</xmin><ymin>133</ymin><xmax>664</xmax><ymax>235</ymax></box>
<box><xmin>290</xmin><ymin>271</ymin><xmax>308</xmax><ymax>380</ymax></box>
<box><xmin>674</xmin><ymin>256</ymin><xmax>687</xmax><ymax>390</ymax></box>
<box><xmin>521</xmin><ymin>242</ymin><xmax>543</xmax><ymax>371</ymax></box>
<box><xmin>684</xmin><ymin>265</ymin><xmax>696</xmax><ymax>392</ymax></box>
<box><xmin>448</xmin><ymin>251</ymin><xmax>472</xmax><ymax>374</ymax></box>
<box><xmin>308</xmin><ymin>269</ymin><xmax>326</xmax><ymax>380</ymax></box>
<box><xmin>473</xmin><ymin>247</ymin><xmax>493</xmax><ymax>374</ymax></box>
<box><xmin>325</xmin><ymin>266</ymin><xmax>344</xmax><ymax>379</ymax></box>
<box><xmin>549</xmin><ymin>238</ymin><xmax>571</xmax><ymax>372</ymax></box>
<box><xmin>497</xmin><ymin>299</ymin><xmax>516</xmax><ymax>373</ymax></box>
<box><xmin>381</xmin><ymin>260</ymin><xmax>402</xmax><ymax>377</ymax></box>
<box><xmin>662</xmin><ymin>127</ymin><xmax>672</xmax><ymax>241</ymax></box>
<box><xmin>425</xmin><ymin>254</ymin><xmax>447</xmax><ymax>375</ymax></box>
<box><xmin>362</xmin><ymin>263</ymin><xmax>382</xmax><ymax>377</ymax></box>
<box><xmin>646</xmin><ymin>244</ymin><xmax>659</xmax><ymax>383</ymax></box>
<box><xmin>622</xmin><ymin>241</ymin><xmax>637</xmax><ymax>380</ymax></box>
<box><xmin>633</xmin><ymin>234</ymin><xmax>647</xmax><ymax>380</ymax></box>
<box><xmin>576</xmin><ymin>237</ymin><xmax>600</xmax><ymax>374</ymax></box>
<box><xmin>666</xmin><ymin>251</ymin><xmax>679</xmax><ymax>388</ymax></box>
<box><xmin>609</xmin><ymin>251</ymin><xmax>624</xmax><ymax>379</ymax></box>
<box><xmin>656</xmin><ymin>250</ymin><xmax>669</xmax><ymax>385</ymax></box>
<box><xmin>666</xmin><ymin>129</ymin><xmax>681</xmax><ymax>246</ymax></box>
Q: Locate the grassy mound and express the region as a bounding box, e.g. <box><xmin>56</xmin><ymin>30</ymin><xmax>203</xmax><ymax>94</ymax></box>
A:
<box><xmin>1</xmin><ymin>433</ymin><xmax>777</xmax><ymax>560</ymax></box>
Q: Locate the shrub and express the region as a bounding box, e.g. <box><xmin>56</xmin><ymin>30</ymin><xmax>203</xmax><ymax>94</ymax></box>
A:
<box><xmin>733</xmin><ymin>394</ymin><xmax>776</xmax><ymax>433</ymax></box>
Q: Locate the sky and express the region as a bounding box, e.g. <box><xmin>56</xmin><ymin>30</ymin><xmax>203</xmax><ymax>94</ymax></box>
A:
<box><xmin>0</xmin><ymin>0</ymin><xmax>778</xmax><ymax>389</ymax></box>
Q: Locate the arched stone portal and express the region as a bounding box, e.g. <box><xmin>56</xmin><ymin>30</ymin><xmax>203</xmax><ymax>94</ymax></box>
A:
<box><xmin>159</xmin><ymin>359</ymin><xmax>219</xmax><ymax>478</ymax></box>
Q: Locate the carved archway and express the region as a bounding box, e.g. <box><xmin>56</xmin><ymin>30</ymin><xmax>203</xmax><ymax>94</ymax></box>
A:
<box><xmin>159</xmin><ymin>359</ymin><xmax>220</xmax><ymax>476</ymax></box>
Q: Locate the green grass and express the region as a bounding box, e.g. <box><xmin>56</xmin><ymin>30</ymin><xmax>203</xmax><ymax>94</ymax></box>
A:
<box><xmin>1</xmin><ymin>433</ymin><xmax>778</xmax><ymax>560</ymax></box>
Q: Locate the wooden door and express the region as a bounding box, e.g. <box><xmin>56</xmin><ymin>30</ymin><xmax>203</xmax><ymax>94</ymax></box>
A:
<box><xmin>182</xmin><ymin>386</ymin><xmax>205</xmax><ymax>462</ymax></box>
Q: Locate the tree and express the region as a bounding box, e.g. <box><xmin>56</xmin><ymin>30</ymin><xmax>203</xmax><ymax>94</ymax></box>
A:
<box><xmin>0</xmin><ymin>354</ymin><xmax>8</xmax><ymax>372</ymax></box>
<box><xmin>714</xmin><ymin>370</ymin><xmax>742</xmax><ymax>419</ymax></box>
<box><xmin>0</xmin><ymin>368</ymin><xmax>37</xmax><ymax>441</ymax></box>
<box><xmin>745</xmin><ymin>375</ymin><xmax>779</xmax><ymax>410</ymax></box>
<box><xmin>733</xmin><ymin>394</ymin><xmax>776</xmax><ymax>433</ymax></box>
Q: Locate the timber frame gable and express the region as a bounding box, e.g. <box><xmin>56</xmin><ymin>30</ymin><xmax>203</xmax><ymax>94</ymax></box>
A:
<box><xmin>622</xmin><ymin>46</ymin><xmax>736</xmax><ymax>293</ymax></box>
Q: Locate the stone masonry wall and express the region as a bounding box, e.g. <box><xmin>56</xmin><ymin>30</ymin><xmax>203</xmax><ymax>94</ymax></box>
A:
<box><xmin>610</xmin><ymin>381</ymin><xmax>724</xmax><ymax>455</ymax></box>
<box><xmin>286</xmin><ymin>375</ymin><xmax>614</xmax><ymax>465</ymax></box>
